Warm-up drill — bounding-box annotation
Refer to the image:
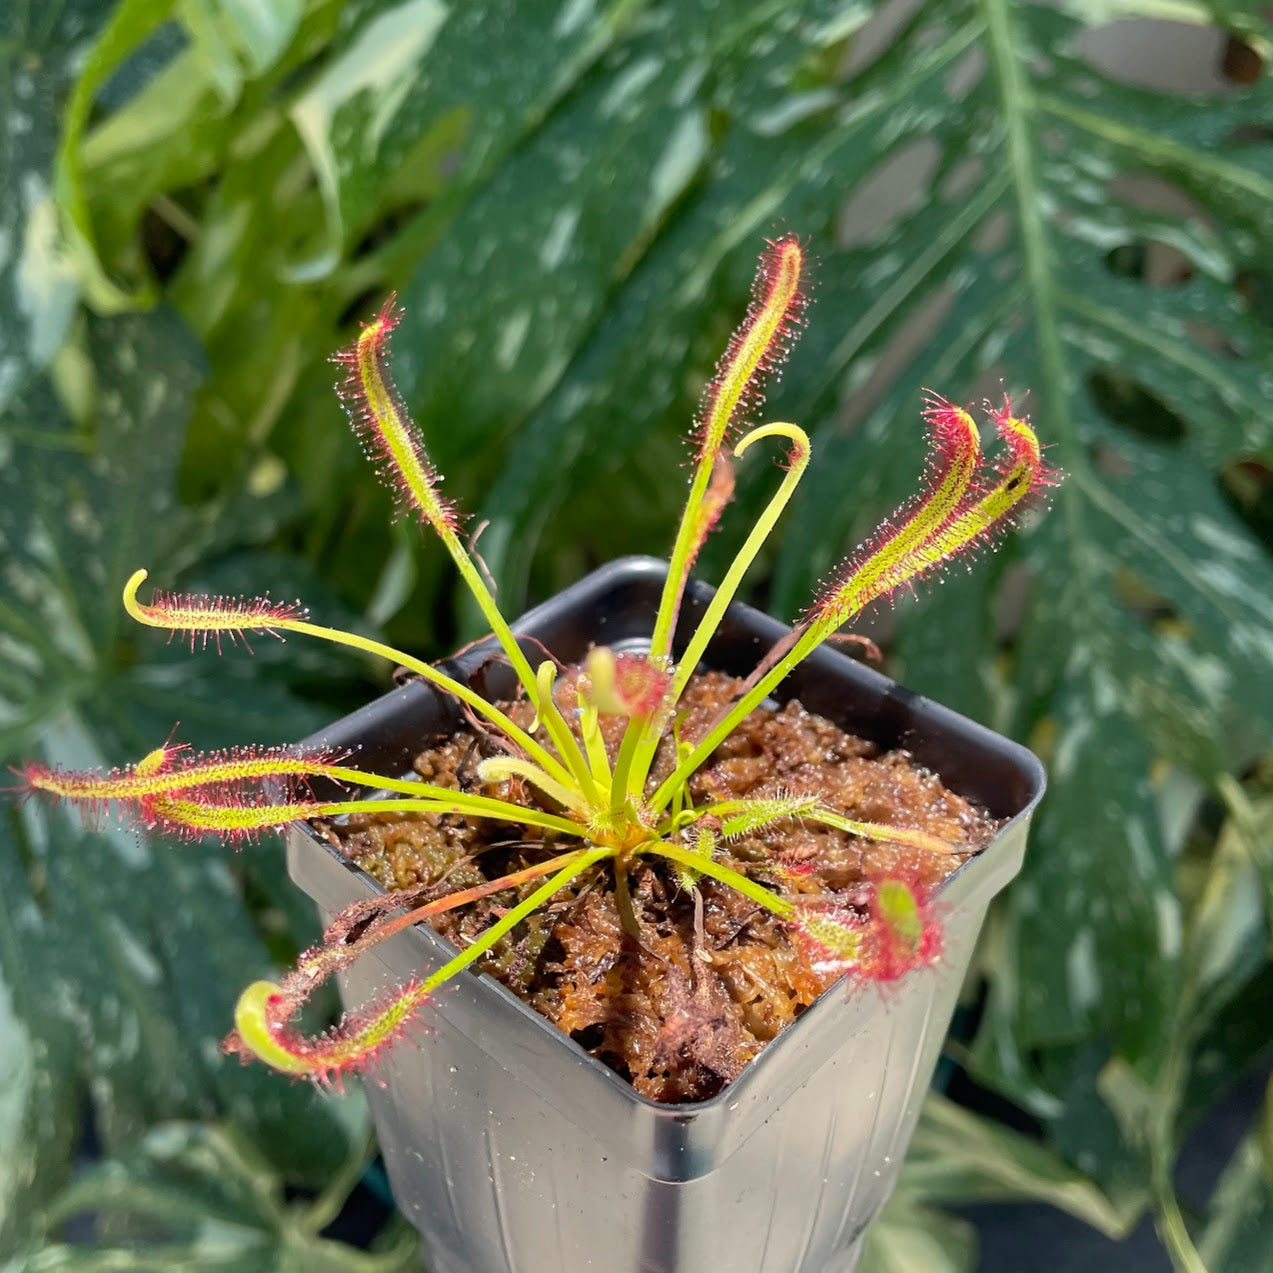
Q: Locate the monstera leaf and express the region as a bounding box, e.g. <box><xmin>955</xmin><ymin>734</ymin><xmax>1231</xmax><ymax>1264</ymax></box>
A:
<box><xmin>1197</xmin><ymin>1081</ymin><xmax>1273</xmax><ymax>1273</ymax></box>
<box><xmin>0</xmin><ymin>303</ymin><xmax>366</xmax><ymax>1256</ymax></box>
<box><xmin>0</xmin><ymin>0</ymin><xmax>97</xmax><ymax>412</ymax></box>
<box><xmin>388</xmin><ymin>0</ymin><xmax>1272</xmax><ymax>1159</ymax></box>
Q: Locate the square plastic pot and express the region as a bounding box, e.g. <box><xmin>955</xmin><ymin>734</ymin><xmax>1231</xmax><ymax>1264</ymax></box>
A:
<box><xmin>287</xmin><ymin>556</ymin><xmax>1046</xmax><ymax>1273</ymax></box>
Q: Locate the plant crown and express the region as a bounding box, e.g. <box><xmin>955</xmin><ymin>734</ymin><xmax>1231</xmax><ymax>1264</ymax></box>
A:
<box><xmin>18</xmin><ymin>236</ymin><xmax>1057</xmax><ymax>1083</ymax></box>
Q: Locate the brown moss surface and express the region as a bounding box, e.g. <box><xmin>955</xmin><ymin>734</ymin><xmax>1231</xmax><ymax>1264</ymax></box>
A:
<box><xmin>328</xmin><ymin>671</ymin><xmax>997</xmax><ymax>1102</ymax></box>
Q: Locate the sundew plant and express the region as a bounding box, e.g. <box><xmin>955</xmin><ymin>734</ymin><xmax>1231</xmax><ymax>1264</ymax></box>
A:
<box><xmin>20</xmin><ymin>238</ymin><xmax>1056</xmax><ymax>1082</ymax></box>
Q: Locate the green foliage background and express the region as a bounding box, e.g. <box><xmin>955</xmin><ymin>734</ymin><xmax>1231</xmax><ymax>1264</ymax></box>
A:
<box><xmin>2</xmin><ymin>0</ymin><xmax>1271</xmax><ymax>1268</ymax></box>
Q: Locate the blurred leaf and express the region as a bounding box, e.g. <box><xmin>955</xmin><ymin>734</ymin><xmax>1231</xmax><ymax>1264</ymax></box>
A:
<box><xmin>787</xmin><ymin>1</ymin><xmax>1273</xmax><ymax>1096</ymax></box>
<box><xmin>1186</xmin><ymin>784</ymin><xmax>1271</xmax><ymax>1026</ymax></box>
<box><xmin>43</xmin><ymin>0</ymin><xmax>1273</xmax><ymax>1262</ymax></box>
<box><xmin>861</xmin><ymin>1091</ymin><xmax>1152</xmax><ymax>1273</ymax></box>
<box><xmin>892</xmin><ymin>562</ymin><xmax>1003</xmax><ymax>729</ymax></box>
<box><xmin>0</xmin><ymin>309</ymin><xmax>359</xmax><ymax>1253</ymax></box>
<box><xmin>859</xmin><ymin>1195</ymin><xmax>977</xmax><ymax>1273</ymax></box>
<box><xmin>23</xmin><ymin>1122</ymin><xmax>416</xmax><ymax>1272</ymax></box>
<box><xmin>0</xmin><ymin>0</ymin><xmax>102</xmax><ymax>410</ymax></box>
<box><xmin>902</xmin><ymin>1093</ymin><xmax>1139</xmax><ymax>1238</ymax></box>
<box><xmin>56</xmin><ymin>0</ymin><xmax>328</xmax><ymax>302</ymax></box>
<box><xmin>1197</xmin><ymin>1082</ymin><xmax>1273</xmax><ymax>1273</ymax></box>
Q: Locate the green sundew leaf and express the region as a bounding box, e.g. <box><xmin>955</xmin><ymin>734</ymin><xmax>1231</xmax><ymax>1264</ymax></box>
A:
<box><xmin>858</xmin><ymin>1194</ymin><xmax>977</xmax><ymax>1273</ymax></box>
<box><xmin>983</xmin><ymin>651</ymin><xmax>1182</xmax><ymax>1072</ymax></box>
<box><xmin>1197</xmin><ymin>1088</ymin><xmax>1273</xmax><ymax>1273</ymax></box>
<box><xmin>22</xmin><ymin>1122</ymin><xmax>417</xmax><ymax>1273</ymax></box>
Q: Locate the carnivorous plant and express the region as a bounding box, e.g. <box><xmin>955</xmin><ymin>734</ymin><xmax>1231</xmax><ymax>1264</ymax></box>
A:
<box><xmin>18</xmin><ymin>237</ymin><xmax>1057</xmax><ymax>1082</ymax></box>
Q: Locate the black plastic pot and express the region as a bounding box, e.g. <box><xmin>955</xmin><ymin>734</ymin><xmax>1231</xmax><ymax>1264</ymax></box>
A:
<box><xmin>287</xmin><ymin>556</ymin><xmax>1046</xmax><ymax>1273</ymax></box>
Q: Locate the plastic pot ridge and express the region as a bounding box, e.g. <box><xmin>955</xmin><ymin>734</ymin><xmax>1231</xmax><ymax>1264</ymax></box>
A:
<box><xmin>286</xmin><ymin>557</ymin><xmax>1046</xmax><ymax>1273</ymax></box>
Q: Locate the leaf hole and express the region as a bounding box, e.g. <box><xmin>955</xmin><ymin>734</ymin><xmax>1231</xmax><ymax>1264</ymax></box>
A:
<box><xmin>1109</xmin><ymin>172</ymin><xmax>1212</xmax><ymax>225</ymax></box>
<box><xmin>1074</xmin><ymin>20</ymin><xmax>1236</xmax><ymax>96</ymax></box>
<box><xmin>1089</xmin><ymin>440</ymin><xmax>1132</xmax><ymax>479</ymax></box>
<box><xmin>1235</xmin><ymin>271</ymin><xmax>1273</xmax><ymax>328</ymax></box>
<box><xmin>1184</xmin><ymin>319</ymin><xmax>1239</xmax><ymax>359</ymax></box>
<box><xmin>976</xmin><ymin>210</ymin><xmax>1012</xmax><ymax>256</ymax></box>
<box><xmin>830</xmin><ymin>288</ymin><xmax>955</xmax><ymax>436</ymax></box>
<box><xmin>838</xmin><ymin>139</ymin><xmax>941</xmax><ymax>248</ymax></box>
<box><xmin>1088</xmin><ymin>370</ymin><xmax>1188</xmax><ymax>443</ymax></box>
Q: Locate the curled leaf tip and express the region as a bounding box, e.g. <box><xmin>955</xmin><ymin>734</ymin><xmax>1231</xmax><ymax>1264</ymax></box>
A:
<box><xmin>919</xmin><ymin>391</ymin><xmax>980</xmax><ymax>461</ymax></box>
<box><xmin>987</xmin><ymin>395</ymin><xmax>1062</xmax><ymax>492</ymax></box>
<box><xmin>226</xmin><ymin>976</ymin><xmax>430</xmax><ymax>1083</ymax></box>
<box><xmin>124</xmin><ymin>568</ymin><xmax>308</xmax><ymax>652</ymax></box>
<box><xmin>787</xmin><ymin>876</ymin><xmax>943</xmax><ymax>983</ymax></box>
<box><xmin>332</xmin><ymin>295</ymin><xmax>461</xmax><ymax>536</ymax></box>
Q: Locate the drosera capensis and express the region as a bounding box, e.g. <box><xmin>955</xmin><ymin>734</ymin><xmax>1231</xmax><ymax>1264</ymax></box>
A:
<box><xmin>16</xmin><ymin>235</ymin><xmax>1058</xmax><ymax>1084</ymax></box>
